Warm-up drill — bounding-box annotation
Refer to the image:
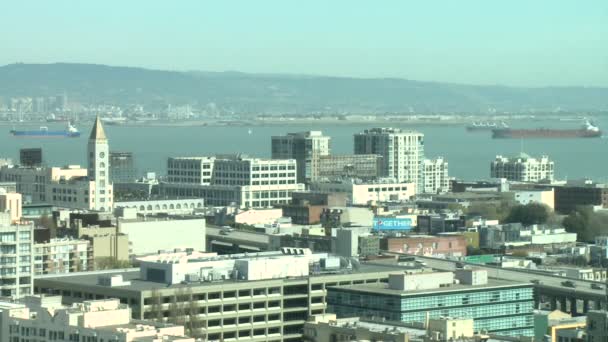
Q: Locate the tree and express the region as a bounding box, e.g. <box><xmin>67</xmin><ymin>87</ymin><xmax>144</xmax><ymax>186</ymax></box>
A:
<box><xmin>505</xmin><ymin>203</ymin><xmax>549</xmax><ymax>226</ymax></box>
<box><xmin>467</xmin><ymin>201</ymin><xmax>513</xmax><ymax>222</ymax></box>
<box><xmin>94</xmin><ymin>257</ymin><xmax>132</xmax><ymax>270</ymax></box>
<box><xmin>563</xmin><ymin>206</ymin><xmax>608</xmax><ymax>242</ymax></box>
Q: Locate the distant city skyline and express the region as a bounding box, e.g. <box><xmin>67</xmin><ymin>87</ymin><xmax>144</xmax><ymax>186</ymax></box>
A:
<box><xmin>1</xmin><ymin>1</ymin><xmax>607</xmax><ymax>87</ymax></box>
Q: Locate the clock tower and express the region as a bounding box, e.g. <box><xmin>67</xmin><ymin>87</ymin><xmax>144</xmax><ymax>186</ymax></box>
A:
<box><xmin>88</xmin><ymin>116</ymin><xmax>112</xmax><ymax>211</ymax></box>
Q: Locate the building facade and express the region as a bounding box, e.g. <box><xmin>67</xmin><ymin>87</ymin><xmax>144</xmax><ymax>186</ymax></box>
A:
<box><xmin>354</xmin><ymin>128</ymin><xmax>424</xmax><ymax>193</ymax></box>
<box><xmin>491</xmin><ymin>153</ymin><xmax>554</xmax><ymax>182</ymax></box>
<box><xmin>423</xmin><ymin>157</ymin><xmax>450</xmax><ymax>194</ymax></box>
<box><xmin>310</xmin><ymin>179</ymin><xmax>415</xmax><ymax>205</ymax></box>
<box><xmin>110</xmin><ymin>151</ymin><xmax>137</xmax><ymax>183</ymax></box>
<box><xmin>380</xmin><ymin>235</ymin><xmax>468</xmax><ymax>257</ymax></box>
<box><xmin>0</xmin><ymin>213</ymin><xmax>34</xmax><ymax>298</ymax></box>
<box><xmin>271</xmin><ymin>131</ymin><xmax>331</xmax><ymax>183</ymax></box>
<box><xmin>327</xmin><ymin>271</ymin><xmax>535</xmax><ymax>337</ymax></box>
<box><xmin>317</xmin><ymin>154</ymin><xmax>383</xmax><ymax>180</ymax></box>
<box><xmin>554</xmin><ymin>184</ymin><xmax>608</xmax><ymax>214</ymax></box>
<box><xmin>166</xmin><ymin>156</ymin><xmax>215</xmax><ymax>185</ymax></box>
<box><xmin>33</xmin><ymin>238</ymin><xmax>91</xmax><ymax>275</ymax></box>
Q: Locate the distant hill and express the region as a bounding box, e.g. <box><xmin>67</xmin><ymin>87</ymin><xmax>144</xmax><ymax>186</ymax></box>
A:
<box><xmin>0</xmin><ymin>63</ymin><xmax>606</xmax><ymax>114</ymax></box>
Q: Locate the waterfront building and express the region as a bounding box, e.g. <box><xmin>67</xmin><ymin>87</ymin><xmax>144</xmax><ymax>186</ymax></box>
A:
<box><xmin>162</xmin><ymin>154</ymin><xmax>304</xmax><ymax>208</ymax></box>
<box><xmin>423</xmin><ymin>157</ymin><xmax>450</xmax><ymax>194</ymax></box>
<box><xmin>271</xmin><ymin>131</ymin><xmax>331</xmax><ymax>183</ymax></box>
<box><xmin>354</xmin><ymin>128</ymin><xmax>424</xmax><ymax>193</ymax></box>
<box><xmin>317</xmin><ymin>154</ymin><xmax>383</xmax><ymax>180</ymax></box>
<box><xmin>110</xmin><ymin>151</ymin><xmax>137</xmax><ymax>183</ymax></box>
<box><xmin>0</xmin><ymin>212</ymin><xmax>34</xmax><ymax>298</ymax></box>
<box><xmin>491</xmin><ymin>153</ymin><xmax>554</xmax><ymax>182</ymax></box>
<box><xmin>34</xmin><ymin>248</ymin><xmax>403</xmax><ymax>341</ymax></box>
<box><xmin>114</xmin><ymin>198</ymin><xmax>204</xmax><ymax>215</ymax></box>
<box><xmin>33</xmin><ymin>238</ymin><xmax>91</xmax><ymax>275</ymax></box>
<box><xmin>166</xmin><ymin>156</ymin><xmax>215</xmax><ymax>185</ymax></box>
<box><xmin>309</xmin><ymin>178</ymin><xmax>415</xmax><ymax>205</ymax></box>
<box><xmin>327</xmin><ymin>270</ymin><xmax>535</xmax><ymax>337</ymax></box>
<box><xmin>0</xmin><ymin>296</ymin><xmax>194</xmax><ymax>342</ymax></box>
<box><xmin>19</xmin><ymin>147</ymin><xmax>43</xmax><ymax>167</ymax></box>
<box><xmin>0</xmin><ymin>164</ymin><xmax>87</xmax><ymax>203</ymax></box>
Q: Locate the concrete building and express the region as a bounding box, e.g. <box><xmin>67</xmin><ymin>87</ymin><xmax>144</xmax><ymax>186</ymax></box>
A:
<box><xmin>327</xmin><ymin>270</ymin><xmax>535</xmax><ymax>337</ymax></box>
<box><xmin>271</xmin><ymin>131</ymin><xmax>331</xmax><ymax>183</ymax></box>
<box><xmin>380</xmin><ymin>235</ymin><xmax>468</xmax><ymax>257</ymax></box>
<box><xmin>0</xmin><ymin>212</ymin><xmax>34</xmax><ymax>298</ymax></box>
<box><xmin>115</xmin><ymin>198</ymin><xmax>205</xmax><ymax>216</ymax></box>
<box><xmin>0</xmin><ymin>189</ymin><xmax>22</xmax><ymax>222</ymax></box>
<box><xmin>167</xmin><ymin>156</ymin><xmax>215</xmax><ymax>185</ymax></box>
<box><xmin>303</xmin><ymin>314</ymin><xmax>411</xmax><ymax>342</ymax></box>
<box><xmin>281</xmin><ymin>192</ymin><xmax>347</xmax><ymax>225</ymax></box>
<box><xmin>0</xmin><ymin>164</ymin><xmax>87</xmax><ymax>203</ymax></box>
<box><xmin>34</xmin><ymin>249</ymin><xmax>404</xmax><ymax>341</ymax></box>
<box><xmin>513</xmin><ymin>188</ymin><xmax>555</xmax><ymax>210</ymax></box>
<box><xmin>491</xmin><ymin>153</ymin><xmax>554</xmax><ymax>182</ymax></box>
<box><xmin>310</xmin><ymin>178</ymin><xmax>415</xmax><ymax>205</ymax></box>
<box><xmin>110</xmin><ymin>151</ymin><xmax>138</xmax><ymax>183</ymax></box>
<box><xmin>117</xmin><ymin>214</ymin><xmax>206</xmax><ymax>256</ymax></box>
<box><xmin>317</xmin><ymin>154</ymin><xmax>383</xmax><ymax>180</ymax></box>
<box><xmin>586</xmin><ymin>310</ymin><xmax>608</xmax><ymax>341</ymax></box>
<box><xmin>354</xmin><ymin>128</ymin><xmax>425</xmax><ymax>193</ymax></box>
<box><xmin>0</xmin><ymin>296</ymin><xmax>194</xmax><ymax>342</ymax></box>
<box><xmin>554</xmin><ymin>182</ymin><xmax>608</xmax><ymax>213</ymax></box>
<box><xmin>423</xmin><ymin>157</ymin><xmax>450</xmax><ymax>194</ymax></box>
<box><xmin>479</xmin><ymin>224</ymin><xmax>577</xmax><ymax>250</ymax></box>
<box><xmin>33</xmin><ymin>238</ymin><xmax>91</xmax><ymax>275</ymax></box>
<box><xmin>162</xmin><ymin>154</ymin><xmax>305</xmax><ymax>208</ymax></box>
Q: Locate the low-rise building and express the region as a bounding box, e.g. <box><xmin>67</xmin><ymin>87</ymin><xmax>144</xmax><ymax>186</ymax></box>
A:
<box><xmin>0</xmin><ymin>296</ymin><xmax>194</xmax><ymax>342</ymax></box>
<box><xmin>0</xmin><ymin>189</ymin><xmax>22</xmax><ymax>222</ymax></box>
<box><xmin>114</xmin><ymin>198</ymin><xmax>205</xmax><ymax>215</ymax></box>
<box><xmin>586</xmin><ymin>310</ymin><xmax>608</xmax><ymax>341</ymax></box>
<box><xmin>479</xmin><ymin>224</ymin><xmax>577</xmax><ymax>250</ymax></box>
<box><xmin>554</xmin><ymin>182</ymin><xmax>608</xmax><ymax>213</ymax></box>
<box><xmin>310</xmin><ymin>178</ymin><xmax>415</xmax><ymax>205</ymax></box>
<box><xmin>513</xmin><ymin>188</ymin><xmax>555</xmax><ymax>210</ymax></box>
<box><xmin>33</xmin><ymin>238</ymin><xmax>91</xmax><ymax>275</ymax></box>
<box><xmin>380</xmin><ymin>235</ymin><xmax>468</xmax><ymax>257</ymax></box>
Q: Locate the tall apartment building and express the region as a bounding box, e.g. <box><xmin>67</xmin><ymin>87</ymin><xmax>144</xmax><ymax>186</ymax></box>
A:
<box><xmin>110</xmin><ymin>151</ymin><xmax>137</xmax><ymax>183</ymax></box>
<box><xmin>0</xmin><ymin>296</ymin><xmax>194</xmax><ymax>342</ymax></box>
<box><xmin>271</xmin><ymin>131</ymin><xmax>330</xmax><ymax>183</ymax></box>
<box><xmin>162</xmin><ymin>154</ymin><xmax>304</xmax><ymax>208</ymax></box>
<box><xmin>491</xmin><ymin>153</ymin><xmax>554</xmax><ymax>182</ymax></box>
<box><xmin>35</xmin><ymin>248</ymin><xmax>403</xmax><ymax>341</ymax></box>
<box><xmin>423</xmin><ymin>157</ymin><xmax>450</xmax><ymax>194</ymax></box>
<box><xmin>0</xmin><ymin>212</ymin><xmax>34</xmax><ymax>299</ymax></box>
<box><xmin>33</xmin><ymin>238</ymin><xmax>91</xmax><ymax>275</ymax></box>
<box><xmin>327</xmin><ymin>270</ymin><xmax>535</xmax><ymax>337</ymax></box>
<box><xmin>354</xmin><ymin>128</ymin><xmax>425</xmax><ymax>193</ymax></box>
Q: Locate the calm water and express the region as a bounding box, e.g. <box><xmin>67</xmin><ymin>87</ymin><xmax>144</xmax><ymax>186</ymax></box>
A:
<box><xmin>1</xmin><ymin>118</ymin><xmax>607</xmax><ymax>182</ymax></box>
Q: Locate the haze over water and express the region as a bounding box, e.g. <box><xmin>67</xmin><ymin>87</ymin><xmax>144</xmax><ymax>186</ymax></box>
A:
<box><xmin>1</xmin><ymin>117</ymin><xmax>607</xmax><ymax>182</ymax></box>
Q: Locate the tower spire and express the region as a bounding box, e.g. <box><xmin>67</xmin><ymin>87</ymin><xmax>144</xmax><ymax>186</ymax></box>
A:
<box><xmin>89</xmin><ymin>116</ymin><xmax>107</xmax><ymax>140</ymax></box>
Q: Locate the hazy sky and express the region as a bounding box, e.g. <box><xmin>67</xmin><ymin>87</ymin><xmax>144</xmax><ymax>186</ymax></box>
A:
<box><xmin>2</xmin><ymin>1</ymin><xmax>607</xmax><ymax>87</ymax></box>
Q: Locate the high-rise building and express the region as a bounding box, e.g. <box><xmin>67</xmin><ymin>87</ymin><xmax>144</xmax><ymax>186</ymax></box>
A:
<box><xmin>490</xmin><ymin>153</ymin><xmax>554</xmax><ymax>182</ymax></box>
<box><xmin>109</xmin><ymin>151</ymin><xmax>137</xmax><ymax>183</ymax></box>
<box><xmin>354</xmin><ymin>128</ymin><xmax>425</xmax><ymax>193</ymax></box>
<box><xmin>19</xmin><ymin>148</ymin><xmax>43</xmax><ymax>167</ymax></box>
<box><xmin>0</xmin><ymin>212</ymin><xmax>34</xmax><ymax>299</ymax></box>
<box><xmin>271</xmin><ymin>131</ymin><xmax>330</xmax><ymax>183</ymax></box>
<box><xmin>423</xmin><ymin>157</ymin><xmax>450</xmax><ymax>194</ymax></box>
<box><xmin>88</xmin><ymin>117</ymin><xmax>113</xmax><ymax>211</ymax></box>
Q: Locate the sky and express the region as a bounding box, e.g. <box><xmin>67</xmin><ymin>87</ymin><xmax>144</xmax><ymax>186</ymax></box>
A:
<box><xmin>1</xmin><ymin>1</ymin><xmax>607</xmax><ymax>87</ymax></box>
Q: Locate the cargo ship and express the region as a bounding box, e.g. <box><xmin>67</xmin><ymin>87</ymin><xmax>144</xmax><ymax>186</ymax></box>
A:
<box><xmin>466</xmin><ymin>121</ymin><xmax>508</xmax><ymax>131</ymax></box>
<box><xmin>492</xmin><ymin>121</ymin><xmax>601</xmax><ymax>139</ymax></box>
<box><xmin>10</xmin><ymin>124</ymin><xmax>81</xmax><ymax>138</ymax></box>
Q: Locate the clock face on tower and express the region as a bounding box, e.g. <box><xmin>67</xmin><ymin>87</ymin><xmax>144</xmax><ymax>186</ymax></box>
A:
<box><xmin>99</xmin><ymin>152</ymin><xmax>105</xmax><ymax>158</ymax></box>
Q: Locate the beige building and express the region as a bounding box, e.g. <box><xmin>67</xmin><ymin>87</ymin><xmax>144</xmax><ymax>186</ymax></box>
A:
<box><xmin>0</xmin><ymin>189</ymin><xmax>22</xmax><ymax>222</ymax></box>
<box><xmin>491</xmin><ymin>153</ymin><xmax>554</xmax><ymax>183</ymax></box>
<box><xmin>0</xmin><ymin>212</ymin><xmax>34</xmax><ymax>299</ymax></box>
<box><xmin>33</xmin><ymin>238</ymin><xmax>91</xmax><ymax>275</ymax></box>
<box><xmin>513</xmin><ymin>188</ymin><xmax>555</xmax><ymax>210</ymax></box>
<box><xmin>0</xmin><ymin>164</ymin><xmax>87</xmax><ymax>203</ymax></box>
<box><xmin>0</xmin><ymin>296</ymin><xmax>194</xmax><ymax>342</ymax></box>
<box><xmin>310</xmin><ymin>179</ymin><xmax>415</xmax><ymax>205</ymax></box>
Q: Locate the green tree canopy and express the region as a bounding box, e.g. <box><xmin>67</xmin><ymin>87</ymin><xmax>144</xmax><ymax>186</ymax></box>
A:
<box><xmin>505</xmin><ymin>203</ymin><xmax>549</xmax><ymax>226</ymax></box>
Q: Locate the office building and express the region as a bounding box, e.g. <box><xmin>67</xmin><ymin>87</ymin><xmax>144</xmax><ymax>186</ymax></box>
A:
<box><xmin>0</xmin><ymin>296</ymin><xmax>194</xmax><ymax>342</ymax></box>
<box><xmin>586</xmin><ymin>310</ymin><xmax>608</xmax><ymax>341</ymax></box>
<box><xmin>0</xmin><ymin>212</ymin><xmax>34</xmax><ymax>298</ymax></box>
<box><xmin>35</xmin><ymin>248</ymin><xmax>403</xmax><ymax>341</ymax></box>
<box><xmin>33</xmin><ymin>238</ymin><xmax>91</xmax><ymax>275</ymax></box>
<box><xmin>110</xmin><ymin>151</ymin><xmax>137</xmax><ymax>183</ymax></box>
<box><xmin>0</xmin><ymin>164</ymin><xmax>87</xmax><ymax>203</ymax></box>
<box><xmin>162</xmin><ymin>154</ymin><xmax>304</xmax><ymax>208</ymax></box>
<box><xmin>354</xmin><ymin>128</ymin><xmax>424</xmax><ymax>193</ymax></box>
<box><xmin>19</xmin><ymin>148</ymin><xmax>43</xmax><ymax>167</ymax></box>
<box><xmin>554</xmin><ymin>182</ymin><xmax>608</xmax><ymax>213</ymax></box>
<box><xmin>317</xmin><ymin>154</ymin><xmax>383</xmax><ymax>180</ymax></box>
<box><xmin>310</xmin><ymin>178</ymin><xmax>415</xmax><ymax>205</ymax></box>
<box><xmin>423</xmin><ymin>157</ymin><xmax>450</xmax><ymax>194</ymax></box>
<box><xmin>491</xmin><ymin>153</ymin><xmax>554</xmax><ymax>182</ymax></box>
<box><xmin>327</xmin><ymin>270</ymin><xmax>535</xmax><ymax>337</ymax></box>
<box><xmin>166</xmin><ymin>156</ymin><xmax>215</xmax><ymax>185</ymax></box>
<box><xmin>271</xmin><ymin>131</ymin><xmax>330</xmax><ymax>183</ymax></box>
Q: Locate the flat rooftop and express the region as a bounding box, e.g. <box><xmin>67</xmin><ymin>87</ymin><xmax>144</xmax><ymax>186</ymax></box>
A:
<box><xmin>330</xmin><ymin>278</ymin><xmax>530</xmax><ymax>297</ymax></box>
<box><xmin>36</xmin><ymin>263</ymin><xmax>404</xmax><ymax>293</ymax></box>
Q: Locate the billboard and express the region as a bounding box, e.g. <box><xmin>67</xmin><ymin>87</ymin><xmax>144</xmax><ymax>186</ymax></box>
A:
<box><xmin>373</xmin><ymin>217</ymin><xmax>412</xmax><ymax>231</ymax></box>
